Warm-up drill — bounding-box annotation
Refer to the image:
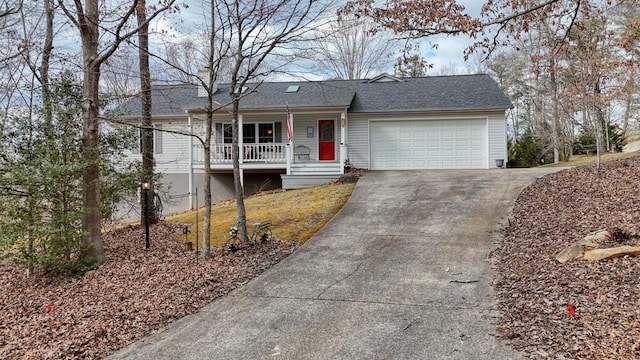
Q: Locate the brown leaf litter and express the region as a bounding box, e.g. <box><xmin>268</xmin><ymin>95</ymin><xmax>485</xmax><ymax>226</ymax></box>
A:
<box><xmin>492</xmin><ymin>157</ymin><xmax>640</xmax><ymax>359</ymax></box>
<box><xmin>0</xmin><ymin>222</ymin><xmax>296</xmax><ymax>359</ymax></box>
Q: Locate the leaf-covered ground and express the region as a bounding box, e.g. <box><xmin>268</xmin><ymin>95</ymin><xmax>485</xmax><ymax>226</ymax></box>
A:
<box><xmin>0</xmin><ymin>223</ymin><xmax>297</xmax><ymax>359</ymax></box>
<box><xmin>493</xmin><ymin>157</ymin><xmax>640</xmax><ymax>359</ymax></box>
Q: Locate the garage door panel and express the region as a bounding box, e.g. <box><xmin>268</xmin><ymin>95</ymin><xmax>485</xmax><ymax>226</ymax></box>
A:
<box><xmin>370</xmin><ymin>119</ymin><xmax>486</xmax><ymax>170</ymax></box>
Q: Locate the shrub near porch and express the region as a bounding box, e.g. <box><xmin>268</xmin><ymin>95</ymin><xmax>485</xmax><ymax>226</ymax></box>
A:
<box><xmin>166</xmin><ymin>182</ymin><xmax>355</xmax><ymax>246</ymax></box>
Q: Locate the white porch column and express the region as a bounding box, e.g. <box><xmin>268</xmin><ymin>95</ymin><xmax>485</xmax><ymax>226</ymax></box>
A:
<box><xmin>285</xmin><ymin>144</ymin><xmax>291</xmax><ymax>175</ymax></box>
<box><xmin>286</xmin><ymin>107</ymin><xmax>293</xmax><ymax>175</ymax></box>
<box><xmin>187</xmin><ymin>112</ymin><xmax>194</xmax><ymax>209</ymax></box>
<box><xmin>339</xmin><ymin>111</ymin><xmax>347</xmax><ymax>174</ymax></box>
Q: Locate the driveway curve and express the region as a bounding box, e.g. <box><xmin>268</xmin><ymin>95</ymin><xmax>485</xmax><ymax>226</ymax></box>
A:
<box><xmin>111</xmin><ymin>168</ymin><xmax>562</xmax><ymax>360</ymax></box>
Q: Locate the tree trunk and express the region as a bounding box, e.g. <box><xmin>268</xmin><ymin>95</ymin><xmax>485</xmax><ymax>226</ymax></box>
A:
<box><xmin>79</xmin><ymin>0</ymin><xmax>105</xmax><ymax>265</ymax></box>
<box><xmin>231</xmin><ymin>98</ymin><xmax>248</xmax><ymax>243</ymax></box>
<box><xmin>621</xmin><ymin>72</ymin><xmax>634</xmax><ymax>136</ymax></box>
<box><xmin>41</xmin><ymin>0</ymin><xmax>54</xmax><ymax>128</ymax></box>
<box><xmin>550</xmin><ymin>60</ymin><xmax>560</xmax><ymax>163</ymax></box>
<box><xmin>202</xmin><ymin>115</ymin><xmax>212</xmax><ymax>258</ymax></box>
<box><xmin>594</xmin><ymin>80</ymin><xmax>607</xmax><ymax>155</ymax></box>
<box><xmin>137</xmin><ymin>0</ymin><xmax>155</xmax><ymax>226</ymax></box>
<box><xmin>200</xmin><ymin>0</ymin><xmax>217</xmax><ymax>259</ymax></box>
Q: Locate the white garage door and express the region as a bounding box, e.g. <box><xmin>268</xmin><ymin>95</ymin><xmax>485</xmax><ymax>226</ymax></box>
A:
<box><xmin>370</xmin><ymin>119</ymin><xmax>487</xmax><ymax>169</ymax></box>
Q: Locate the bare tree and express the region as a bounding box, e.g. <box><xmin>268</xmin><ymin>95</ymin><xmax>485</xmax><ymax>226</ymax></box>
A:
<box><xmin>59</xmin><ymin>0</ymin><xmax>176</xmax><ymax>264</ymax></box>
<box><xmin>103</xmin><ymin>0</ymin><xmax>333</xmax><ymax>257</ymax></box>
<box><xmin>199</xmin><ymin>0</ymin><xmax>229</xmax><ymax>259</ymax></box>
<box><xmin>162</xmin><ymin>38</ymin><xmax>202</xmax><ymax>84</ymax></box>
<box><xmin>102</xmin><ymin>46</ymin><xmax>139</xmax><ymax>102</ymax></box>
<box><xmin>216</xmin><ymin>0</ymin><xmax>333</xmax><ymax>243</ymax></box>
<box><xmin>1</xmin><ymin>0</ymin><xmax>22</xmax><ymax>18</ymax></box>
<box><xmin>614</xmin><ymin>2</ymin><xmax>640</xmax><ymax>136</ymax></box>
<box><xmin>136</xmin><ymin>0</ymin><xmax>156</xmax><ymax>227</ymax></box>
<box><xmin>311</xmin><ymin>15</ymin><xmax>397</xmax><ymax>79</ymax></box>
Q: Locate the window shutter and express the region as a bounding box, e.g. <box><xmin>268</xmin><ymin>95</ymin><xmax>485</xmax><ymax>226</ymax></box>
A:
<box><xmin>154</xmin><ymin>124</ymin><xmax>163</xmax><ymax>154</ymax></box>
<box><xmin>274</xmin><ymin>122</ymin><xmax>282</xmax><ymax>143</ymax></box>
<box><xmin>215</xmin><ymin>123</ymin><xmax>222</xmax><ymax>143</ymax></box>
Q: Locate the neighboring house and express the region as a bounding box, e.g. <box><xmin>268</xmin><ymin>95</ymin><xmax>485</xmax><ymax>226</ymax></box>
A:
<box><xmin>114</xmin><ymin>73</ymin><xmax>512</xmax><ymax>212</ymax></box>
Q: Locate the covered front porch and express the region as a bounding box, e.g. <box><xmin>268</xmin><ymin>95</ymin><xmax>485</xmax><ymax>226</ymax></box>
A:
<box><xmin>187</xmin><ymin>110</ymin><xmax>348</xmax><ymax>190</ymax></box>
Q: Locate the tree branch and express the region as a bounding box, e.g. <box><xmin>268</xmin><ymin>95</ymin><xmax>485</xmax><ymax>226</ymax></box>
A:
<box><xmin>0</xmin><ymin>0</ymin><xmax>22</xmax><ymax>18</ymax></box>
<box><xmin>104</xmin><ymin>117</ymin><xmax>205</xmax><ymax>146</ymax></box>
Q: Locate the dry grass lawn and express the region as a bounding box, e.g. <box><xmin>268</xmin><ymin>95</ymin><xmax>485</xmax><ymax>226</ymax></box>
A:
<box><xmin>166</xmin><ymin>182</ymin><xmax>356</xmax><ymax>246</ymax></box>
<box><xmin>540</xmin><ymin>150</ymin><xmax>640</xmax><ymax>167</ymax></box>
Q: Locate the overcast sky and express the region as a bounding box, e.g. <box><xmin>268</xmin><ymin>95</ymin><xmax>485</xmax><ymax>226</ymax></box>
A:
<box><xmin>150</xmin><ymin>0</ymin><xmax>492</xmax><ymax>79</ymax></box>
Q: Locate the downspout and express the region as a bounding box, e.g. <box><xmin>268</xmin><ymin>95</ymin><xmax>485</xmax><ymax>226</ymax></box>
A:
<box><xmin>339</xmin><ymin>110</ymin><xmax>347</xmax><ymax>174</ymax></box>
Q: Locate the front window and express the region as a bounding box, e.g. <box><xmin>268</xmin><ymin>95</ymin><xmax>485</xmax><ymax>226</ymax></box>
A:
<box><xmin>223</xmin><ymin>124</ymin><xmax>233</xmax><ymax>144</ymax></box>
<box><xmin>222</xmin><ymin>123</ymin><xmax>274</xmax><ymax>143</ymax></box>
<box><xmin>258</xmin><ymin>123</ymin><xmax>274</xmax><ymax>143</ymax></box>
<box><xmin>243</xmin><ymin>123</ymin><xmax>256</xmax><ymax>144</ymax></box>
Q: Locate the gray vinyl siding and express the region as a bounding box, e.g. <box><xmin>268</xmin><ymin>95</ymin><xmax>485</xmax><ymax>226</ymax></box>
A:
<box><xmin>154</xmin><ymin>122</ymin><xmax>191</xmax><ymax>174</ymax></box>
<box><xmin>487</xmin><ymin>111</ymin><xmax>508</xmax><ymax>167</ymax></box>
<box><xmin>124</xmin><ymin>120</ymin><xmax>191</xmax><ymax>174</ymax></box>
<box><xmin>346</xmin><ymin>115</ymin><xmax>369</xmax><ymax>169</ymax></box>
<box><xmin>288</xmin><ymin>113</ymin><xmax>342</xmax><ymax>162</ymax></box>
<box><xmin>291</xmin><ymin>113</ymin><xmax>319</xmax><ymax>161</ymax></box>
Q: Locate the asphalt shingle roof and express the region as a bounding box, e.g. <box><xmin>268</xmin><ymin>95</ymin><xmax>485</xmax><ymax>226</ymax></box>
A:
<box><xmin>113</xmin><ymin>74</ymin><xmax>512</xmax><ymax>118</ymax></box>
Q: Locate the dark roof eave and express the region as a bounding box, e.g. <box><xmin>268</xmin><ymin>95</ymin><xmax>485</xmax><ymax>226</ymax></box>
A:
<box><xmin>113</xmin><ymin>113</ymin><xmax>188</xmax><ymax>121</ymax></box>
<box><xmin>186</xmin><ymin>104</ymin><xmax>352</xmax><ymax>114</ymax></box>
<box><xmin>349</xmin><ymin>106</ymin><xmax>512</xmax><ymax>114</ymax></box>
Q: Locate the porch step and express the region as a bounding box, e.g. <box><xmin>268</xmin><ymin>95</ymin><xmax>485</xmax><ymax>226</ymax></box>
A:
<box><xmin>281</xmin><ymin>174</ymin><xmax>342</xmax><ymax>190</ymax></box>
<box><xmin>290</xmin><ymin>162</ymin><xmax>342</xmax><ymax>176</ymax></box>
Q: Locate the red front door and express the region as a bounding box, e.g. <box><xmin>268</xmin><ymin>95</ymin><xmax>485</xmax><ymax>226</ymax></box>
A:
<box><xmin>319</xmin><ymin>119</ymin><xmax>335</xmax><ymax>161</ymax></box>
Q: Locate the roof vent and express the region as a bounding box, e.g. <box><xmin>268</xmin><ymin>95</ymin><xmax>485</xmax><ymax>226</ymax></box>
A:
<box><xmin>286</xmin><ymin>85</ymin><xmax>300</xmax><ymax>93</ymax></box>
<box><xmin>366</xmin><ymin>73</ymin><xmax>403</xmax><ymax>83</ymax></box>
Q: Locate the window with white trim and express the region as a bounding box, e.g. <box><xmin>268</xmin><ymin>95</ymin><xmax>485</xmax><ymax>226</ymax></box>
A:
<box><xmin>133</xmin><ymin>123</ymin><xmax>163</xmax><ymax>154</ymax></box>
<box><xmin>223</xmin><ymin>123</ymin><xmax>274</xmax><ymax>143</ymax></box>
<box><xmin>258</xmin><ymin>123</ymin><xmax>274</xmax><ymax>143</ymax></box>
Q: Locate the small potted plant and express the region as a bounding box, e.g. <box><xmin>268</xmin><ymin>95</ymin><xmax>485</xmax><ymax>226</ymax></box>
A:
<box><xmin>344</xmin><ymin>159</ymin><xmax>352</xmax><ymax>173</ymax></box>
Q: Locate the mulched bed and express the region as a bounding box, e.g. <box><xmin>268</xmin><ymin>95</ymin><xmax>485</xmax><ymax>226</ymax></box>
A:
<box><xmin>492</xmin><ymin>157</ymin><xmax>640</xmax><ymax>359</ymax></box>
<box><xmin>0</xmin><ymin>223</ymin><xmax>296</xmax><ymax>359</ymax></box>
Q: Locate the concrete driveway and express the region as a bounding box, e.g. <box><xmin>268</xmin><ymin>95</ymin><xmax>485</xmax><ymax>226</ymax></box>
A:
<box><xmin>111</xmin><ymin>168</ymin><xmax>562</xmax><ymax>360</ymax></box>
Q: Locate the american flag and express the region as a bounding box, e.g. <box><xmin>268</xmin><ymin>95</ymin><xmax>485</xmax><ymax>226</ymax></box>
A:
<box><xmin>286</xmin><ymin>104</ymin><xmax>293</xmax><ymax>142</ymax></box>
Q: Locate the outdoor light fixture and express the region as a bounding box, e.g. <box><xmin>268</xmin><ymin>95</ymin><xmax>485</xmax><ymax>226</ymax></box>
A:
<box><xmin>142</xmin><ymin>182</ymin><xmax>151</xmax><ymax>249</ymax></box>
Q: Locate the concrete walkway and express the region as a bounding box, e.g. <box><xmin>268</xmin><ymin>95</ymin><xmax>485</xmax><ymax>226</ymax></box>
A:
<box><xmin>110</xmin><ymin>168</ymin><xmax>563</xmax><ymax>360</ymax></box>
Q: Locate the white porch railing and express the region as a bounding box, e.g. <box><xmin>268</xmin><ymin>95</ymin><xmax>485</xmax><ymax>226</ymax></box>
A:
<box><xmin>193</xmin><ymin>143</ymin><xmax>287</xmax><ymax>164</ymax></box>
